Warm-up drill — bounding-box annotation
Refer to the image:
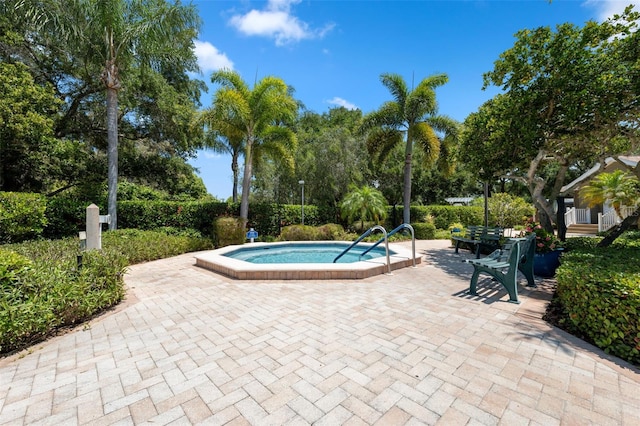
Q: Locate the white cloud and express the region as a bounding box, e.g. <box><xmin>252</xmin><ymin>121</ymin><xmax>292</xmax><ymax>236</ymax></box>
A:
<box><xmin>200</xmin><ymin>151</ymin><xmax>221</xmax><ymax>160</ymax></box>
<box><xmin>193</xmin><ymin>40</ymin><xmax>233</xmax><ymax>72</ymax></box>
<box><xmin>229</xmin><ymin>0</ymin><xmax>334</xmax><ymax>46</ymax></box>
<box><xmin>585</xmin><ymin>0</ymin><xmax>640</xmax><ymax>21</ymax></box>
<box><xmin>326</xmin><ymin>97</ymin><xmax>358</xmax><ymax>110</ymax></box>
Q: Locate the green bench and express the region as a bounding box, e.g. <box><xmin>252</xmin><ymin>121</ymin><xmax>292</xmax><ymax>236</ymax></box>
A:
<box><xmin>465</xmin><ymin>234</ymin><xmax>536</xmax><ymax>304</ymax></box>
<box><xmin>453</xmin><ymin>226</ymin><xmax>503</xmax><ymax>259</ymax></box>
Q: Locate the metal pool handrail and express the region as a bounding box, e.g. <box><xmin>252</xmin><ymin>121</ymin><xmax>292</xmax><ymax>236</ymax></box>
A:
<box><xmin>333</xmin><ymin>225</ymin><xmax>391</xmax><ymax>274</ymax></box>
<box><xmin>360</xmin><ymin>223</ymin><xmax>415</xmax><ymax>267</ymax></box>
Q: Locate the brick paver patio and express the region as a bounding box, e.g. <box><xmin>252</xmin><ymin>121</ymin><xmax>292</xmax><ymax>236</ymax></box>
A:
<box><xmin>1</xmin><ymin>240</ymin><xmax>638</xmax><ymax>425</ymax></box>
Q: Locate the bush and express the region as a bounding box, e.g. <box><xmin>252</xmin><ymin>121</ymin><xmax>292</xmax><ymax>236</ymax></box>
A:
<box><xmin>1</xmin><ymin>229</ymin><xmax>212</xmax><ymax>354</ymax></box>
<box><xmin>472</xmin><ymin>193</ymin><xmax>534</xmax><ymax>229</ymax></box>
<box><xmin>279</xmin><ymin>225</ymin><xmax>321</xmax><ymax>241</ymax></box>
<box><xmin>403</xmin><ymin>205</ymin><xmax>484</xmax><ymax>230</ymax></box>
<box><xmin>554</xmin><ymin>244</ymin><xmax>640</xmax><ymax>365</ymax></box>
<box><xmin>0</xmin><ymin>248</ymin><xmax>32</xmax><ymax>292</ymax></box>
<box><xmin>43</xmin><ymin>196</ymin><xmax>88</xmax><ymax>239</ymax></box>
<box><xmin>0</xmin><ymin>192</ymin><xmax>48</xmax><ymax>243</ymax></box>
<box><xmin>564</xmin><ymin>236</ymin><xmax>602</xmax><ymax>251</ymax></box>
<box><xmin>316</xmin><ymin>223</ymin><xmax>347</xmax><ymax>240</ymax></box>
<box><xmin>213</xmin><ymin>217</ymin><xmax>245</xmax><ymax>248</ymax></box>
<box><xmin>412</xmin><ymin>222</ymin><xmax>437</xmax><ymax>239</ymax></box>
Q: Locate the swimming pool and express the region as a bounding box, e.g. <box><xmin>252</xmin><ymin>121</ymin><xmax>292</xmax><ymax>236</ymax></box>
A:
<box><xmin>195</xmin><ymin>241</ymin><xmax>420</xmax><ymax>280</ymax></box>
<box><xmin>223</xmin><ymin>242</ymin><xmax>390</xmax><ymax>264</ymax></box>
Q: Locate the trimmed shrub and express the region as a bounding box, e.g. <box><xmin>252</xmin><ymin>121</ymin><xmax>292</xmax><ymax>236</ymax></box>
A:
<box><xmin>279</xmin><ymin>225</ymin><xmax>321</xmax><ymax>241</ymax></box>
<box><xmin>391</xmin><ymin>205</ymin><xmax>484</xmax><ymax>230</ymax></box>
<box><xmin>316</xmin><ymin>223</ymin><xmax>347</xmax><ymax>240</ymax></box>
<box><xmin>412</xmin><ymin>222</ymin><xmax>437</xmax><ymax>239</ymax></box>
<box><xmin>213</xmin><ymin>217</ymin><xmax>245</xmax><ymax>248</ymax></box>
<box><xmin>0</xmin><ymin>192</ymin><xmax>48</xmax><ymax>243</ymax></box>
<box><xmin>555</xmin><ymin>246</ymin><xmax>640</xmax><ymax>365</ymax></box>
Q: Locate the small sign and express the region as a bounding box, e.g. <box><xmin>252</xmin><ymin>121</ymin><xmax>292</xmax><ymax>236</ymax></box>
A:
<box><xmin>246</xmin><ymin>230</ymin><xmax>258</xmax><ymax>239</ymax></box>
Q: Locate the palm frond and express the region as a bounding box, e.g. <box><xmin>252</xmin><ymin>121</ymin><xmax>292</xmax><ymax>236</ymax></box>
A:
<box><xmin>410</xmin><ymin>122</ymin><xmax>441</xmax><ymax>166</ymax></box>
<box><xmin>360</xmin><ymin>102</ymin><xmax>403</xmax><ymax>133</ymax></box>
<box><xmin>366</xmin><ymin>128</ymin><xmax>404</xmax><ymax>164</ymax></box>
<box><xmin>211</xmin><ymin>69</ymin><xmax>249</xmax><ymax>97</ymax></box>
<box><xmin>380</xmin><ymin>73</ymin><xmax>408</xmax><ymax>109</ymax></box>
<box><xmin>424</xmin><ymin>115</ymin><xmax>460</xmax><ymax>138</ymax></box>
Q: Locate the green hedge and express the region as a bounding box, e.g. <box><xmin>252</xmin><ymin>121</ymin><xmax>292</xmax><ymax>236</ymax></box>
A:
<box><xmin>385</xmin><ymin>205</ymin><xmax>485</xmax><ymax>230</ymax></box>
<box><xmin>7</xmin><ymin>194</ymin><xmax>486</xmax><ymax>243</ymax></box>
<box><xmin>213</xmin><ymin>217</ymin><xmax>245</xmax><ymax>247</ymax></box>
<box><xmin>411</xmin><ymin>222</ymin><xmax>437</xmax><ymax>239</ymax></box>
<box><xmin>555</xmin><ymin>246</ymin><xmax>640</xmax><ymax>365</ymax></box>
<box><xmin>43</xmin><ymin>196</ymin><xmax>88</xmax><ymax>239</ymax></box>
<box><xmin>1</xmin><ymin>229</ymin><xmax>212</xmax><ymax>354</ymax></box>
<box><xmin>0</xmin><ymin>192</ymin><xmax>48</xmax><ymax>243</ymax></box>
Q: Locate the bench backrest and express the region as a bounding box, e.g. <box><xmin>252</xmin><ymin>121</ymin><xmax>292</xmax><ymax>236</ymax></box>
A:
<box><xmin>480</xmin><ymin>227</ymin><xmax>503</xmax><ymax>240</ymax></box>
<box><xmin>518</xmin><ymin>234</ymin><xmax>536</xmax><ymax>263</ymax></box>
<box><xmin>464</xmin><ymin>226</ymin><xmax>503</xmax><ymax>241</ymax></box>
<box><xmin>493</xmin><ymin>238</ymin><xmax>520</xmax><ymax>264</ymax></box>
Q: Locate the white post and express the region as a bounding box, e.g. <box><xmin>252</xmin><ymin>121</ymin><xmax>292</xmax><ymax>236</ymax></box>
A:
<box><xmin>86</xmin><ymin>204</ymin><xmax>101</xmax><ymax>250</ymax></box>
<box><xmin>298</xmin><ymin>180</ymin><xmax>305</xmax><ymax>225</ymax></box>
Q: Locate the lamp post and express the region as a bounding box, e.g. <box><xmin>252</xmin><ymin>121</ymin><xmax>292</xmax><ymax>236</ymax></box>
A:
<box><xmin>298</xmin><ymin>180</ymin><xmax>305</xmax><ymax>225</ymax></box>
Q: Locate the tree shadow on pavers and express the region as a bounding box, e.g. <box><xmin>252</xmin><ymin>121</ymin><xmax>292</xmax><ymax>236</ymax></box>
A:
<box><xmin>421</xmin><ymin>245</ymin><xmax>477</xmax><ymax>279</ymax></box>
<box><xmin>507</xmin><ymin>315</ymin><xmax>640</xmax><ymax>375</ymax></box>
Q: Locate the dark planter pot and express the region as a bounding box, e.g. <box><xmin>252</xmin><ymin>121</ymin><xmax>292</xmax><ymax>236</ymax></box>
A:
<box><xmin>534</xmin><ymin>249</ymin><xmax>563</xmax><ymax>278</ymax></box>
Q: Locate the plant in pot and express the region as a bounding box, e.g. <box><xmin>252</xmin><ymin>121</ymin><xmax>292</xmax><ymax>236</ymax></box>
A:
<box><xmin>521</xmin><ymin>218</ymin><xmax>564</xmax><ymax>277</ymax></box>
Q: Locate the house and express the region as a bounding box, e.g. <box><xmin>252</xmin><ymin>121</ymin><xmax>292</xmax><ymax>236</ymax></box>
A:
<box><xmin>560</xmin><ymin>156</ymin><xmax>640</xmax><ymax>234</ymax></box>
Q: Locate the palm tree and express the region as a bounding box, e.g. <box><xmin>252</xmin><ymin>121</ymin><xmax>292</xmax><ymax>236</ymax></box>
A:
<box><xmin>200</xmin><ymin>109</ymin><xmax>245</xmax><ymax>203</ymax></box>
<box><xmin>12</xmin><ymin>0</ymin><xmax>200</xmax><ymax>229</ymax></box>
<box><xmin>580</xmin><ymin>170</ymin><xmax>640</xmax><ymax>220</ymax></box>
<box><xmin>340</xmin><ymin>185</ymin><xmax>388</xmax><ymax>231</ymax></box>
<box><xmin>361</xmin><ymin>73</ymin><xmax>459</xmax><ymax>224</ymax></box>
<box><xmin>208</xmin><ymin>69</ymin><xmax>298</xmax><ymax>223</ymax></box>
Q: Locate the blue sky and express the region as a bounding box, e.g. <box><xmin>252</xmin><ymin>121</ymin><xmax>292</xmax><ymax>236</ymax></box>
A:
<box><xmin>188</xmin><ymin>0</ymin><xmax>639</xmax><ymax>200</ymax></box>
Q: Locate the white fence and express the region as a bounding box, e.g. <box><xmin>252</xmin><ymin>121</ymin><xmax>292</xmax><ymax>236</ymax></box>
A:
<box><xmin>564</xmin><ymin>207</ymin><xmax>591</xmax><ymax>227</ymax></box>
<box><xmin>598</xmin><ymin>206</ymin><xmax>636</xmax><ymax>232</ymax></box>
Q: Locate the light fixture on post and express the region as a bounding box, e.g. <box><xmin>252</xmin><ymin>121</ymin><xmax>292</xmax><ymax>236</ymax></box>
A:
<box><xmin>298</xmin><ymin>180</ymin><xmax>305</xmax><ymax>225</ymax></box>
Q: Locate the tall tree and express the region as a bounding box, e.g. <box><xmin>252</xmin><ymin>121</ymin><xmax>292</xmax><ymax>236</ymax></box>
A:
<box><xmin>8</xmin><ymin>0</ymin><xmax>201</xmax><ymax>228</ymax></box>
<box><xmin>0</xmin><ymin>62</ymin><xmax>60</xmax><ymax>191</ymax></box>
<box><xmin>208</xmin><ymin>69</ymin><xmax>298</xmax><ymax>223</ymax></box>
<box><xmin>361</xmin><ymin>73</ymin><xmax>459</xmax><ymax>224</ymax></box>
<box><xmin>480</xmin><ymin>9</ymin><xmax>640</xmax><ymax>232</ymax></box>
<box><xmin>200</xmin><ymin>108</ymin><xmax>245</xmax><ymax>203</ymax></box>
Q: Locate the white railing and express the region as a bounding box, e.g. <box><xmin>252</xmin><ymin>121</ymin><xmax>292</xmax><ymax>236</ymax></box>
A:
<box><xmin>564</xmin><ymin>207</ymin><xmax>576</xmax><ymax>227</ymax></box>
<box><xmin>598</xmin><ymin>205</ymin><xmax>637</xmax><ymax>232</ymax></box>
<box><xmin>576</xmin><ymin>208</ymin><xmax>591</xmax><ymax>224</ymax></box>
<box><xmin>598</xmin><ymin>210</ymin><xmax>617</xmax><ymax>232</ymax></box>
<box><xmin>564</xmin><ymin>207</ymin><xmax>591</xmax><ymax>226</ymax></box>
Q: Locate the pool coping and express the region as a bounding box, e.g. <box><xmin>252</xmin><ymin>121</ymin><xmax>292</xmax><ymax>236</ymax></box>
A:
<box><xmin>194</xmin><ymin>241</ymin><xmax>422</xmax><ymax>280</ymax></box>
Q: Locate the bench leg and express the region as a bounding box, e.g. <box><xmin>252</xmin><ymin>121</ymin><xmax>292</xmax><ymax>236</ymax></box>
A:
<box><xmin>518</xmin><ymin>260</ymin><xmax>536</xmax><ymax>288</ymax></box>
<box><xmin>501</xmin><ymin>278</ymin><xmax>520</xmax><ymax>304</ymax></box>
<box><xmin>469</xmin><ymin>269</ymin><xmax>481</xmax><ymax>296</ymax></box>
<box><xmin>454</xmin><ymin>240</ymin><xmax>461</xmax><ymax>254</ymax></box>
<box><xmin>475</xmin><ymin>244</ymin><xmax>481</xmax><ymax>258</ymax></box>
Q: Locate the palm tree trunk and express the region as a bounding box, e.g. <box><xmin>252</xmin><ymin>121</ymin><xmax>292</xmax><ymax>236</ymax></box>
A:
<box><xmin>106</xmin><ymin>83</ymin><xmax>118</xmax><ymax>230</ymax></box>
<box><xmin>403</xmin><ymin>152</ymin><xmax>412</xmax><ymax>224</ymax></box>
<box><xmin>239</xmin><ymin>139</ymin><xmax>253</xmax><ymax>225</ymax></box>
<box><xmin>232</xmin><ymin>152</ymin><xmax>239</xmax><ymax>203</ymax></box>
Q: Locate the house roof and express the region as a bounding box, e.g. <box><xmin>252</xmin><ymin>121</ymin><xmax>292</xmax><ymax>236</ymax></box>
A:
<box><xmin>560</xmin><ymin>156</ymin><xmax>640</xmax><ymax>195</ymax></box>
<box><xmin>445</xmin><ymin>197</ymin><xmax>475</xmax><ymax>205</ymax></box>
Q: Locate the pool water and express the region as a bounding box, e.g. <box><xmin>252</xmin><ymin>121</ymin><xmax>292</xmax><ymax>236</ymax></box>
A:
<box><xmin>223</xmin><ymin>242</ymin><xmax>392</xmax><ymax>264</ymax></box>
